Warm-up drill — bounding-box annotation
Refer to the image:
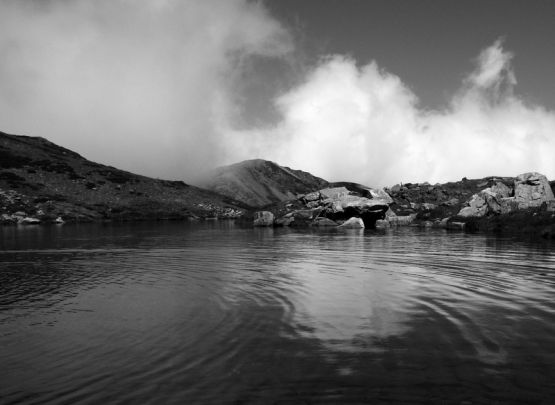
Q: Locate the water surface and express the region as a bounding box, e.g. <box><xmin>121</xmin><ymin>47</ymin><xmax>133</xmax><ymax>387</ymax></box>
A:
<box><xmin>1</xmin><ymin>221</ymin><xmax>555</xmax><ymax>404</ymax></box>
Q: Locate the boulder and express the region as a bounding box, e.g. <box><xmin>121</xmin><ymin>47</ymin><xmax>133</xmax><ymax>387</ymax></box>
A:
<box><xmin>311</xmin><ymin>217</ymin><xmax>338</xmax><ymax>227</ymax></box>
<box><xmin>441</xmin><ymin>198</ymin><xmax>460</xmax><ymax>206</ymax></box>
<box><xmin>338</xmin><ymin>217</ymin><xmax>365</xmax><ymax>228</ymax></box>
<box><xmin>275</xmin><ymin>216</ymin><xmax>294</xmax><ymax>227</ymax></box>
<box><xmin>457</xmin><ymin>172</ymin><xmax>554</xmax><ymax>218</ymax></box>
<box><xmin>390</xmin><ymin>184</ymin><xmax>401</xmax><ymax>193</ymax></box>
<box><xmin>320</xmin><ymin>187</ymin><xmax>350</xmax><ymax>200</ymax></box>
<box><xmin>253</xmin><ymin>211</ymin><xmax>274</xmax><ymax>227</ymax></box>
<box><xmin>514</xmin><ymin>172</ymin><xmax>555</xmax><ymax>209</ymax></box>
<box><xmin>369</xmin><ymin>188</ymin><xmax>394</xmax><ymax>204</ymax></box>
<box><xmin>458</xmin><ymin>193</ymin><xmax>488</xmax><ymax>217</ymax></box>
<box><xmin>275</xmin><ymin>184</ymin><xmax>392</xmax><ymax>228</ymax></box>
<box><xmin>302</xmin><ymin>191</ymin><xmax>320</xmax><ymax>203</ymax></box>
<box><xmin>388</xmin><ymin>213</ymin><xmax>417</xmax><ymax>226</ymax></box>
<box><xmin>20</xmin><ymin>217</ymin><xmax>41</xmax><ymax>224</ymax></box>
<box><xmin>491</xmin><ymin>181</ymin><xmax>512</xmax><ymax>198</ymax></box>
<box><xmin>332</xmin><ymin>195</ymin><xmax>389</xmax><ymax>227</ymax></box>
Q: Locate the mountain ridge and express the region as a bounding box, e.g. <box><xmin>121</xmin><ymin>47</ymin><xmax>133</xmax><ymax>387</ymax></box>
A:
<box><xmin>199</xmin><ymin>158</ymin><xmax>329</xmax><ymax>207</ymax></box>
<box><xmin>0</xmin><ymin>131</ymin><xmax>246</xmax><ymax>223</ymax></box>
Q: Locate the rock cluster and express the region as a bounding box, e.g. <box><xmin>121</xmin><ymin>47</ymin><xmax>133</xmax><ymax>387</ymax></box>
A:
<box><xmin>457</xmin><ymin>173</ymin><xmax>555</xmax><ymax>217</ymax></box>
<box><xmin>254</xmin><ymin>186</ymin><xmax>391</xmax><ymax>228</ymax></box>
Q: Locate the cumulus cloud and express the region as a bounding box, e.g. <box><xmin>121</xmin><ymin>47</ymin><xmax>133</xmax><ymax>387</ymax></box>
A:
<box><xmin>0</xmin><ymin>0</ymin><xmax>292</xmax><ymax>181</ymax></box>
<box><xmin>227</xmin><ymin>39</ymin><xmax>555</xmax><ymax>186</ymax></box>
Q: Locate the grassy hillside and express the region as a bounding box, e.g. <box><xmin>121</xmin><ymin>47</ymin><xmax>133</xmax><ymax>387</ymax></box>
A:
<box><xmin>0</xmin><ymin>131</ymin><xmax>246</xmax><ymax>223</ymax></box>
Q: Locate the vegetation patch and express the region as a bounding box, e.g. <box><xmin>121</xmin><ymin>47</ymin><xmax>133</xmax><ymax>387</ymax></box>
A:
<box><xmin>0</xmin><ymin>149</ymin><xmax>32</xmax><ymax>168</ymax></box>
<box><xmin>0</xmin><ymin>171</ymin><xmax>27</xmax><ymax>188</ymax></box>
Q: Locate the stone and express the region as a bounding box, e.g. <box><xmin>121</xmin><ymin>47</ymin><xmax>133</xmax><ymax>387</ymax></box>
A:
<box><xmin>514</xmin><ymin>172</ymin><xmax>555</xmax><ymax>209</ymax></box>
<box><xmin>338</xmin><ymin>217</ymin><xmax>365</xmax><ymax>228</ymax></box>
<box><xmin>390</xmin><ymin>184</ymin><xmax>401</xmax><ymax>193</ymax></box>
<box><xmin>20</xmin><ymin>217</ymin><xmax>41</xmax><ymax>224</ymax></box>
<box><xmin>388</xmin><ymin>214</ymin><xmax>416</xmax><ymax>226</ymax></box>
<box><xmin>441</xmin><ymin>198</ymin><xmax>460</xmax><ymax>206</ymax></box>
<box><xmin>302</xmin><ymin>191</ymin><xmax>320</xmax><ymax>202</ymax></box>
<box><xmin>319</xmin><ymin>187</ymin><xmax>350</xmax><ymax>200</ymax></box>
<box><xmin>275</xmin><ymin>216</ymin><xmax>294</xmax><ymax>227</ymax></box>
<box><xmin>458</xmin><ymin>194</ymin><xmax>488</xmax><ymax>217</ymax></box>
<box><xmin>385</xmin><ymin>208</ymin><xmax>397</xmax><ymax>219</ymax></box>
<box><xmin>306</xmin><ymin>201</ymin><xmax>321</xmax><ymax>209</ymax></box>
<box><xmin>369</xmin><ymin>188</ymin><xmax>394</xmax><ymax>204</ymax></box>
<box><xmin>422</xmin><ymin>203</ymin><xmax>437</xmax><ymax>211</ymax></box>
<box><xmin>253</xmin><ymin>211</ymin><xmax>274</xmax><ymax>227</ymax></box>
<box><xmin>491</xmin><ymin>181</ymin><xmax>512</xmax><ymax>198</ymax></box>
<box><xmin>55</xmin><ymin>216</ymin><xmax>65</xmax><ymax>224</ymax></box>
<box><xmin>499</xmin><ymin>197</ymin><xmax>519</xmax><ymax>214</ymax></box>
<box><xmin>439</xmin><ymin>217</ymin><xmax>450</xmax><ymax>228</ymax></box>
<box><xmin>311</xmin><ymin>217</ymin><xmax>338</xmax><ymax>227</ymax></box>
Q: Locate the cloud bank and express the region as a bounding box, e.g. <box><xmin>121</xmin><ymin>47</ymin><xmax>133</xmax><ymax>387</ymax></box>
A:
<box><xmin>0</xmin><ymin>0</ymin><xmax>291</xmax><ymax>181</ymax></box>
<box><xmin>228</xmin><ymin>39</ymin><xmax>555</xmax><ymax>186</ymax></box>
<box><xmin>1</xmin><ymin>2</ymin><xmax>554</xmax><ymax>187</ymax></box>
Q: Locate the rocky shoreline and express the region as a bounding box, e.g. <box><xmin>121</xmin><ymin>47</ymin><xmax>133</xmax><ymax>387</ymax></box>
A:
<box><xmin>2</xmin><ymin>131</ymin><xmax>554</xmax><ymax>238</ymax></box>
<box><xmin>253</xmin><ymin>172</ymin><xmax>555</xmax><ymax>239</ymax></box>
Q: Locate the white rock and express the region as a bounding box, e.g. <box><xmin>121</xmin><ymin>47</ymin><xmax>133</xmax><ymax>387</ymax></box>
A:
<box><xmin>338</xmin><ymin>217</ymin><xmax>365</xmax><ymax>228</ymax></box>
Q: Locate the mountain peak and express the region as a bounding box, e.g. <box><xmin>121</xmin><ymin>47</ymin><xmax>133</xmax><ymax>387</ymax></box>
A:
<box><xmin>201</xmin><ymin>159</ymin><xmax>329</xmax><ymax>207</ymax></box>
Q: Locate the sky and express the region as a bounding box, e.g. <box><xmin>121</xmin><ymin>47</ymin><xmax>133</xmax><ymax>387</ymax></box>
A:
<box><xmin>1</xmin><ymin>0</ymin><xmax>554</xmax><ymax>187</ymax></box>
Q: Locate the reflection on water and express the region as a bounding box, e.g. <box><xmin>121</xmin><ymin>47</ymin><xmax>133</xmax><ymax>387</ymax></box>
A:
<box><xmin>1</xmin><ymin>221</ymin><xmax>555</xmax><ymax>404</ymax></box>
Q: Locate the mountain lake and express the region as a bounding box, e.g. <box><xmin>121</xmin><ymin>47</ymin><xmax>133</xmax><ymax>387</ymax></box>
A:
<box><xmin>1</xmin><ymin>221</ymin><xmax>555</xmax><ymax>404</ymax></box>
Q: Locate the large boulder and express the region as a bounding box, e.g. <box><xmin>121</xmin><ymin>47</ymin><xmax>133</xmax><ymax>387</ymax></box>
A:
<box><xmin>253</xmin><ymin>211</ymin><xmax>274</xmax><ymax>227</ymax></box>
<box><xmin>319</xmin><ymin>187</ymin><xmax>350</xmax><ymax>200</ymax></box>
<box><xmin>514</xmin><ymin>172</ymin><xmax>555</xmax><ymax>209</ymax></box>
<box><xmin>324</xmin><ymin>195</ymin><xmax>389</xmax><ymax>227</ymax></box>
<box><xmin>369</xmin><ymin>188</ymin><xmax>394</xmax><ymax>204</ymax></box>
<box><xmin>491</xmin><ymin>181</ymin><xmax>512</xmax><ymax>198</ymax></box>
<box><xmin>458</xmin><ymin>193</ymin><xmax>489</xmax><ymax>217</ymax></box>
<box><xmin>457</xmin><ymin>173</ymin><xmax>555</xmax><ymax>218</ymax></box>
<box><xmin>273</xmin><ymin>184</ymin><xmax>392</xmax><ymax>228</ymax></box>
<box><xmin>338</xmin><ymin>217</ymin><xmax>365</xmax><ymax>228</ymax></box>
<box><xmin>457</xmin><ymin>184</ymin><xmax>512</xmax><ymax>217</ymax></box>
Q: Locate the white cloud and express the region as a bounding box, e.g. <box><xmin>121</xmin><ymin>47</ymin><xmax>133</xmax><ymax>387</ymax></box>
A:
<box><xmin>226</xmin><ymin>39</ymin><xmax>555</xmax><ymax>186</ymax></box>
<box><xmin>0</xmin><ymin>0</ymin><xmax>292</xmax><ymax>181</ymax></box>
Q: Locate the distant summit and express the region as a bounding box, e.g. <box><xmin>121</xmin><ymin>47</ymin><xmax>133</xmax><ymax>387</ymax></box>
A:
<box><xmin>200</xmin><ymin>159</ymin><xmax>329</xmax><ymax>207</ymax></box>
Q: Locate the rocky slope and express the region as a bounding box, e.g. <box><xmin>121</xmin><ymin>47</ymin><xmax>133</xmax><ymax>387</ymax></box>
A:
<box><xmin>199</xmin><ymin>159</ymin><xmax>329</xmax><ymax>207</ymax></box>
<box><xmin>0</xmin><ymin>131</ymin><xmax>246</xmax><ymax>224</ymax></box>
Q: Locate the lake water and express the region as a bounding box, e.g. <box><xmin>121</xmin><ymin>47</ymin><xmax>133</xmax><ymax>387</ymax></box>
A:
<box><xmin>1</xmin><ymin>221</ymin><xmax>555</xmax><ymax>404</ymax></box>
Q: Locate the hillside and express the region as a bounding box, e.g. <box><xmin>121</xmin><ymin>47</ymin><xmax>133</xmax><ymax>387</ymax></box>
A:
<box><xmin>0</xmin><ymin>131</ymin><xmax>246</xmax><ymax>223</ymax></box>
<box><xmin>199</xmin><ymin>159</ymin><xmax>329</xmax><ymax>207</ymax></box>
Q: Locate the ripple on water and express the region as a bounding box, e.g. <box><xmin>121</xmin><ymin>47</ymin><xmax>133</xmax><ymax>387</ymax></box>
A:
<box><xmin>1</xmin><ymin>223</ymin><xmax>555</xmax><ymax>404</ymax></box>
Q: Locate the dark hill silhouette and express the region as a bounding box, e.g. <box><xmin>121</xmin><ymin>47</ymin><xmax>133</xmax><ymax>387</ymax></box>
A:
<box><xmin>0</xmin><ymin>131</ymin><xmax>246</xmax><ymax>223</ymax></box>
